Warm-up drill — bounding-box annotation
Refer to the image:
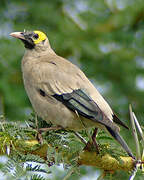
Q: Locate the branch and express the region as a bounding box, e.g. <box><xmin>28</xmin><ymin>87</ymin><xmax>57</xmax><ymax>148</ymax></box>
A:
<box><xmin>0</xmin><ymin>138</ymin><xmax>135</xmax><ymax>172</ymax></box>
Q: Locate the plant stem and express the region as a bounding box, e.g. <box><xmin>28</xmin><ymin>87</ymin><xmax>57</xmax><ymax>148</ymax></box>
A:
<box><xmin>129</xmin><ymin>105</ymin><xmax>141</xmax><ymax>160</ymax></box>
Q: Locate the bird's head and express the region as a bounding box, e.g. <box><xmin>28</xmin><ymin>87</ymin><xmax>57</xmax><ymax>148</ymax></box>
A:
<box><xmin>10</xmin><ymin>30</ymin><xmax>49</xmax><ymax>50</ymax></box>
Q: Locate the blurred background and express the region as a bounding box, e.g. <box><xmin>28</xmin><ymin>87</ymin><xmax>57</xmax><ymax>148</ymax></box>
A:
<box><xmin>0</xmin><ymin>0</ymin><xmax>144</xmax><ymax>179</ymax></box>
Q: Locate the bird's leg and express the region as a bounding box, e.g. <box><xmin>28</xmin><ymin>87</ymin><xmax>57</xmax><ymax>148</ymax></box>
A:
<box><xmin>37</xmin><ymin>130</ymin><xmax>43</xmax><ymax>144</ymax></box>
<box><xmin>34</xmin><ymin>115</ymin><xmax>43</xmax><ymax>144</ymax></box>
<box><xmin>91</xmin><ymin>128</ymin><xmax>99</xmax><ymax>152</ymax></box>
<box><xmin>84</xmin><ymin>128</ymin><xmax>99</xmax><ymax>153</ymax></box>
<box><xmin>34</xmin><ymin>114</ymin><xmax>63</xmax><ymax>144</ymax></box>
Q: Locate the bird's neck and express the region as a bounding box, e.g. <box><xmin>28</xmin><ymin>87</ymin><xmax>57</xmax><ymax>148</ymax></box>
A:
<box><xmin>25</xmin><ymin>47</ymin><xmax>55</xmax><ymax>58</ymax></box>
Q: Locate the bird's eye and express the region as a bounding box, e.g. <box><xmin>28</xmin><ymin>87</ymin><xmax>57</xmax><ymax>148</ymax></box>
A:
<box><xmin>33</xmin><ymin>34</ymin><xmax>39</xmax><ymax>39</ymax></box>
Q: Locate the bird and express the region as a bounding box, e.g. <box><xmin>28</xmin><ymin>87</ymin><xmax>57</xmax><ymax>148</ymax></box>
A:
<box><xmin>10</xmin><ymin>30</ymin><xmax>135</xmax><ymax>159</ymax></box>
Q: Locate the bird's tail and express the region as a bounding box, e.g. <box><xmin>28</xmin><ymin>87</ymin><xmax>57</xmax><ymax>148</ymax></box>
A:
<box><xmin>106</xmin><ymin>126</ymin><xmax>135</xmax><ymax>159</ymax></box>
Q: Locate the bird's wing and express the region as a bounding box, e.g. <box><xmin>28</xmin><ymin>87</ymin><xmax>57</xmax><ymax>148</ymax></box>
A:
<box><xmin>34</xmin><ymin>57</ymin><xmax>119</xmax><ymax>131</ymax></box>
<box><xmin>52</xmin><ymin>88</ymin><xmax>119</xmax><ymax>131</ymax></box>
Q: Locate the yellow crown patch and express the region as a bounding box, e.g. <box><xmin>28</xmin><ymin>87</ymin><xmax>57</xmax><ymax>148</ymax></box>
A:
<box><xmin>33</xmin><ymin>31</ymin><xmax>47</xmax><ymax>44</ymax></box>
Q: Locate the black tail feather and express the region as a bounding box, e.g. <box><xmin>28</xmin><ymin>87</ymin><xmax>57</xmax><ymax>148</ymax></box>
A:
<box><xmin>106</xmin><ymin>126</ymin><xmax>135</xmax><ymax>159</ymax></box>
<box><xmin>113</xmin><ymin>114</ymin><xmax>129</xmax><ymax>130</ymax></box>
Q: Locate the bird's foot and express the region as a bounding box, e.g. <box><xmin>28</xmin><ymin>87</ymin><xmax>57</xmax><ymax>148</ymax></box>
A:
<box><xmin>84</xmin><ymin>141</ymin><xmax>99</xmax><ymax>153</ymax></box>
<box><xmin>92</xmin><ymin>128</ymin><xmax>99</xmax><ymax>152</ymax></box>
<box><xmin>84</xmin><ymin>128</ymin><xmax>99</xmax><ymax>153</ymax></box>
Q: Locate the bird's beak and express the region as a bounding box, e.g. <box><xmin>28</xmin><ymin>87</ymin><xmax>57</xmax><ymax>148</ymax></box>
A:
<box><xmin>10</xmin><ymin>32</ymin><xmax>25</xmax><ymax>40</ymax></box>
<box><xmin>10</xmin><ymin>31</ymin><xmax>35</xmax><ymax>49</ymax></box>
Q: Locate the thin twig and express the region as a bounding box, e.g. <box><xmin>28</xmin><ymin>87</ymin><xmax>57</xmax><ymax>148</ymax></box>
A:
<box><xmin>73</xmin><ymin>132</ymin><xmax>87</xmax><ymax>145</ymax></box>
<box><xmin>97</xmin><ymin>172</ymin><xmax>105</xmax><ymax>180</ymax></box>
<box><xmin>133</xmin><ymin>112</ymin><xmax>144</xmax><ymax>149</ymax></box>
<box><xmin>129</xmin><ymin>165</ymin><xmax>138</xmax><ymax>180</ymax></box>
<box><xmin>129</xmin><ymin>105</ymin><xmax>141</xmax><ymax>160</ymax></box>
<box><xmin>39</xmin><ymin>126</ymin><xmax>62</xmax><ymax>132</ymax></box>
<box><xmin>63</xmin><ymin>168</ymin><xmax>75</xmax><ymax>180</ymax></box>
<box><xmin>142</xmin><ymin>151</ymin><xmax>144</xmax><ymax>172</ymax></box>
<box><xmin>35</xmin><ymin>114</ymin><xmax>38</xmax><ymax>132</ymax></box>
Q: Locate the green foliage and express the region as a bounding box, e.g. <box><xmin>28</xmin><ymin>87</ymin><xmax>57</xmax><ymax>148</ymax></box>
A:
<box><xmin>30</xmin><ymin>175</ymin><xmax>46</xmax><ymax>180</ymax></box>
<box><xmin>0</xmin><ymin>116</ymin><xmax>139</xmax><ymax>179</ymax></box>
<box><xmin>1</xmin><ymin>158</ymin><xmax>48</xmax><ymax>180</ymax></box>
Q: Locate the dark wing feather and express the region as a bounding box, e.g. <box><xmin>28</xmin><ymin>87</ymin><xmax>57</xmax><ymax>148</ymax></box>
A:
<box><xmin>53</xmin><ymin>89</ymin><xmax>116</xmax><ymax>129</ymax></box>
<box><xmin>53</xmin><ymin>89</ymin><xmax>102</xmax><ymax>119</ymax></box>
